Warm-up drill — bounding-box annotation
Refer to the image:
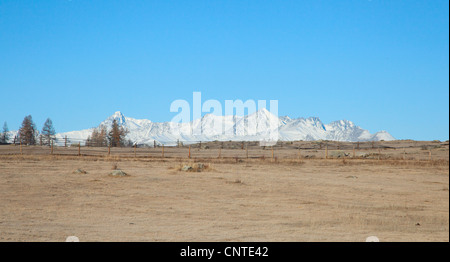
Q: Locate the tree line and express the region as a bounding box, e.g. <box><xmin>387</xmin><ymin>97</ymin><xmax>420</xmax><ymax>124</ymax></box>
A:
<box><xmin>0</xmin><ymin>116</ymin><xmax>129</xmax><ymax>147</ymax></box>
<box><xmin>85</xmin><ymin>120</ymin><xmax>130</xmax><ymax>147</ymax></box>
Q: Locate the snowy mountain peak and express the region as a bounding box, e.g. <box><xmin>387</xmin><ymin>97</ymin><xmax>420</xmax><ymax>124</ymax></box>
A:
<box><xmin>255</xmin><ymin>107</ymin><xmax>270</xmax><ymax>115</ymax></box>
<box><xmin>105</xmin><ymin>111</ymin><xmax>126</xmax><ymax>125</ymax></box>
<box><xmin>329</xmin><ymin>120</ymin><xmax>356</xmax><ymax>128</ymax></box>
<box><xmin>372</xmin><ymin>130</ymin><xmax>396</xmax><ymax>141</ymax></box>
<box><xmin>280</xmin><ymin>116</ymin><xmax>291</xmax><ymax>121</ymax></box>
<box><xmin>53</xmin><ymin>111</ymin><xmax>395</xmax><ymax>146</ymax></box>
<box><xmin>201</xmin><ymin>113</ymin><xmax>221</xmax><ymax>120</ymax></box>
<box><xmin>303</xmin><ymin>117</ymin><xmax>323</xmax><ymax>125</ymax></box>
<box><xmin>112</xmin><ymin>111</ymin><xmax>125</xmax><ymax>118</ymax></box>
<box><xmin>250</xmin><ymin>108</ymin><xmax>278</xmax><ymax>120</ymax></box>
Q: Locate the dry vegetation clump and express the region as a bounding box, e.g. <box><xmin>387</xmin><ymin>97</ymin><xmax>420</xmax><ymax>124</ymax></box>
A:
<box><xmin>226</xmin><ymin>179</ymin><xmax>245</xmax><ymax>185</ymax></box>
<box><xmin>175</xmin><ymin>162</ymin><xmax>214</xmax><ymax>172</ymax></box>
<box><xmin>73</xmin><ymin>168</ymin><xmax>87</xmax><ymax>174</ymax></box>
<box><xmin>111</xmin><ymin>162</ymin><xmax>119</xmax><ymax>170</ymax></box>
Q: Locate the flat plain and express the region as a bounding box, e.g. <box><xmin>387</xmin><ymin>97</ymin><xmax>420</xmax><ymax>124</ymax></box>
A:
<box><xmin>0</xmin><ymin>140</ymin><xmax>448</xmax><ymax>242</ymax></box>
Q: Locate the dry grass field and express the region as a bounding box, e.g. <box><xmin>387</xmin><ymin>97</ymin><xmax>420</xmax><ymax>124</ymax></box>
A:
<box><xmin>0</xmin><ymin>140</ymin><xmax>448</xmax><ymax>242</ymax></box>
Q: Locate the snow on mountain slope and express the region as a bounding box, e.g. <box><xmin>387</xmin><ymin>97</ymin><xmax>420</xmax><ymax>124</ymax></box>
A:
<box><xmin>278</xmin><ymin>117</ymin><xmax>328</xmax><ymax>141</ymax></box>
<box><xmin>49</xmin><ymin>110</ymin><xmax>395</xmax><ymax>146</ymax></box>
<box><xmin>371</xmin><ymin>131</ymin><xmax>396</xmax><ymax>141</ymax></box>
<box><xmin>54</xmin><ymin>128</ymin><xmax>94</xmax><ymax>145</ymax></box>
<box><xmin>324</xmin><ymin>120</ymin><xmax>368</xmax><ymax>141</ymax></box>
<box><xmin>3</xmin><ymin>130</ymin><xmax>18</xmax><ymax>143</ymax></box>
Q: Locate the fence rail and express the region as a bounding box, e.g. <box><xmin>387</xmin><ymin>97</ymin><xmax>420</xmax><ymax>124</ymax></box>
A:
<box><xmin>1</xmin><ymin>139</ymin><xmax>448</xmax><ymax>162</ymax></box>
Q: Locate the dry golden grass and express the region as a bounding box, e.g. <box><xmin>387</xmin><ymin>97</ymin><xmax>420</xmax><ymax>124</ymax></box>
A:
<box><xmin>0</xmin><ymin>143</ymin><xmax>448</xmax><ymax>242</ymax></box>
<box><xmin>111</xmin><ymin>162</ymin><xmax>119</xmax><ymax>170</ymax></box>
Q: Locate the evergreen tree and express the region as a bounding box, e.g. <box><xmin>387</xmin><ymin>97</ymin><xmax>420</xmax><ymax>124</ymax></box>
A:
<box><xmin>108</xmin><ymin>119</ymin><xmax>128</xmax><ymax>147</ymax></box>
<box><xmin>41</xmin><ymin>118</ymin><xmax>56</xmax><ymax>146</ymax></box>
<box><xmin>1</xmin><ymin>122</ymin><xmax>9</xmax><ymax>144</ymax></box>
<box><xmin>19</xmin><ymin>115</ymin><xmax>37</xmax><ymax>145</ymax></box>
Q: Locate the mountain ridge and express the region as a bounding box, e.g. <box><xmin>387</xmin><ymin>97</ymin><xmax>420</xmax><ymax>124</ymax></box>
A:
<box><xmin>52</xmin><ymin>110</ymin><xmax>395</xmax><ymax>146</ymax></box>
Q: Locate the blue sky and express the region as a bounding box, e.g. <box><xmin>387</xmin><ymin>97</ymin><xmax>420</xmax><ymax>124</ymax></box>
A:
<box><xmin>0</xmin><ymin>0</ymin><xmax>448</xmax><ymax>140</ymax></box>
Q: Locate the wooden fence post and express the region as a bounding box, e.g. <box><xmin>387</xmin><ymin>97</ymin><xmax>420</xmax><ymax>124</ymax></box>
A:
<box><xmin>325</xmin><ymin>144</ymin><xmax>328</xmax><ymax>159</ymax></box>
<box><xmin>429</xmin><ymin>150</ymin><xmax>432</xmax><ymax>161</ymax></box>
<box><xmin>108</xmin><ymin>145</ymin><xmax>111</xmax><ymax>156</ymax></box>
<box><xmin>64</xmin><ymin>136</ymin><xmax>67</xmax><ymax>147</ymax></box>
<box><xmin>134</xmin><ymin>144</ymin><xmax>137</xmax><ymax>158</ymax></box>
<box><xmin>51</xmin><ymin>140</ymin><xmax>54</xmax><ymax>155</ymax></box>
<box><xmin>20</xmin><ymin>142</ymin><xmax>22</xmax><ymax>155</ymax></box>
<box><xmin>271</xmin><ymin>146</ymin><xmax>274</xmax><ymax>161</ymax></box>
<box><xmin>78</xmin><ymin>142</ymin><xmax>81</xmax><ymax>156</ymax></box>
<box><xmin>353</xmin><ymin>146</ymin><xmax>356</xmax><ymax>158</ymax></box>
<box><xmin>218</xmin><ymin>148</ymin><xmax>221</xmax><ymax>159</ymax></box>
<box><xmin>246</xmin><ymin>145</ymin><xmax>248</xmax><ymax>159</ymax></box>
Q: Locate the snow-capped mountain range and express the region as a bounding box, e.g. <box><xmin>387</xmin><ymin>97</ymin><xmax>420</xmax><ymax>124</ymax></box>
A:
<box><xmin>49</xmin><ymin>110</ymin><xmax>395</xmax><ymax>146</ymax></box>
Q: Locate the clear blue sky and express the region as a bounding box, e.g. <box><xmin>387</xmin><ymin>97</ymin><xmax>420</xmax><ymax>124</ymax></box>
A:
<box><xmin>0</xmin><ymin>0</ymin><xmax>448</xmax><ymax>140</ymax></box>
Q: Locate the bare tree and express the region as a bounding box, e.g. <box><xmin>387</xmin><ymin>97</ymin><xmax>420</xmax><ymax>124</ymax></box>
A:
<box><xmin>88</xmin><ymin>125</ymin><xmax>108</xmax><ymax>147</ymax></box>
<box><xmin>99</xmin><ymin>125</ymin><xmax>108</xmax><ymax>146</ymax></box>
<box><xmin>89</xmin><ymin>129</ymin><xmax>99</xmax><ymax>147</ymax></box>
<box><xmin>85</xmin><ymin>135</ymin><xmax>91</xmax><ymax>147</ymax></box>
<box><xmin>19</xmin><ymin>115</ymin><xmax>37</xmax><ymax>145</ymax></box>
